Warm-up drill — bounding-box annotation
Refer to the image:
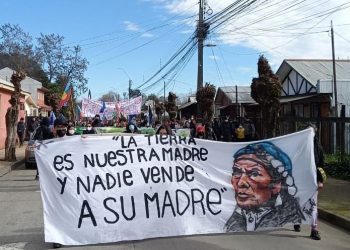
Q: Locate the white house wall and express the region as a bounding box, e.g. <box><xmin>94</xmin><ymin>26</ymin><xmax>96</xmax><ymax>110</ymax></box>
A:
<box><xmin>282</xmin><ymin>70</ymin><xmax>317</xmax><ymax>96</ymax></box>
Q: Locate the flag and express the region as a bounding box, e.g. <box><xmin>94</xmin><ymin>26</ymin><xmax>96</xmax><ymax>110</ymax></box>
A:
<box><xmin>99</xmin><ymin>101</ymin><xmax>106</xmax><ymax>113</ymax></box>
<box><xmin>59</xmin><ymin>82</ymin><xmax>72</xmax><ymax>108</ymax></box>
<box><xmin>49</xmin><ymin>111</ymin><xmax>56</xmax><ymax>129</ymax></box>
<box><xmin>88</xmin><ymin>89</ymin><xmax>91</xmax><ymax>99</ymax></box>
<box><xmin>148</xmin><ymin>105</ymin><xmax>153</xmax><ymax>126</ymax></box>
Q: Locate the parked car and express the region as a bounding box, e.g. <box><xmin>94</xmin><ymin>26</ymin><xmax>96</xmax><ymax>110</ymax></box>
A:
<box><xmin>25</xmin><ymin>136</ymin><xmax>37</xmax><ymax>168</ymax></box>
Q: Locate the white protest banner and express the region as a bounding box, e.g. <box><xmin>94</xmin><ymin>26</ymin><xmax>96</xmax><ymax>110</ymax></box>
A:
<box><xmin>81</xmin><ymin>99</ymin><xmax>117</xmax><ymax>120</ymax></box>
<box><xmin>35</xmin><ymin>129</ymin><xmax>318</xmax><ymax>245</ymax></box>
<box><xmin>116</xmin><ymin>96</ymin><xmax>142</xmax><ymax>116</ymax></box>
<box><xmin>103</xmin><ymin>102</ymin><xmax>117</xmax><ymax>120</ymax></box>
<box><xmin>81</xmin><ymin>98</ymin><xmax>101</xmax><ymax>118</ymax></box>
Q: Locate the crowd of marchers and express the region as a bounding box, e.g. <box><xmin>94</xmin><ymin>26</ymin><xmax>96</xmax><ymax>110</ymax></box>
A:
<box><xmin>15</xmin><ymin>113</ymin><xmax>257</xmax><ymax>146</ymax></box>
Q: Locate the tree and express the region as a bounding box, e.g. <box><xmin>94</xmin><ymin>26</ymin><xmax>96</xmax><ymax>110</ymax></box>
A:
<box><xmin>165</xmin><ymin>92</ymin><xmax>177</xmax><ymax>120</ymax></box>
<box><xmin>37</xmin><ymin>34</ymin><xmax>89</xmax><ymax>120</ymax></box>
<box><xmin>251</xmin><ymin>55</ymin><xmax>282</xmax><ymax>138</ymax></box>
<box><xmin>0</xmin><ymin>23</ymin><xmax>47</xmax><ymax>83</ymax></box>
<box><xmin>99</xmin><ymin>91</ymin><xmax>120</xmax><ymax>102</ymax></box>
<box><xmin>5</xmin><ymin>71</ymin><xmax>26</xmax><ymax>161</ymax></box>
<box><xmin>196</xmin><ymin>82</ymin><xmax>216</xmax><ymax>124</ymax></box>
<box><xmin>129</xmin><ymin>88</ymin><xmax>141</xmax><ymax>98</ymax></box>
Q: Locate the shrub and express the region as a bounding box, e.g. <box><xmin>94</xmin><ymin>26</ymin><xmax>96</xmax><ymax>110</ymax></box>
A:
<box><xmin>324</xmin><ymin>153</ymin><xmax>350</xmax><ymax>181</ymax></box>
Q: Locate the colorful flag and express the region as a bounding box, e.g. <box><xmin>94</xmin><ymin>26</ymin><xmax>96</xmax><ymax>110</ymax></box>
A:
<box><xmin>59</xmin><ymin>82</ymin><xmax>72</xmax><ymax>108</ymax></box>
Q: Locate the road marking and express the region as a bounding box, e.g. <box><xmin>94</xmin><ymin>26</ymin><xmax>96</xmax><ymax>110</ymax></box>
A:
<box><xmin>0</xmin><ymin>242</ymin><xmax>26</xmax><ymax>249</ymax></box>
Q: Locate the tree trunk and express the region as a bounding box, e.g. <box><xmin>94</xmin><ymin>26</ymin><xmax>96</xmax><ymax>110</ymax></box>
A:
<box><xmin>5</xmin><ymin>106</ymin><xmax>18</xmax><ymax>161</ymax></box>
<box><xmin>4</xmin><ymin>71</ymin><xmax>25</xmax><ymax>161</ymax></box>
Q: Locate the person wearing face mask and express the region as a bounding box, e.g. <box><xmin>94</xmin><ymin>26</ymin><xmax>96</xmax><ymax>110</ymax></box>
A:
<box><xmin>66</xmin><ymin>125</ymin><xmax>77</xmax><ymax>136</ymax></box>
<box><xmin>47</xmin><ymin>118</ymin><xmax>67</xmax><ymax>249</ymax></box>
<box><xmin>53</xmin><ymin>119</ymin><xmax>68</xmax><ymax>138</ymax></box>
<box><xmin>83</xmin><ymin>122</ymin><xmax>96</xmax><ymax>134</ymax></box>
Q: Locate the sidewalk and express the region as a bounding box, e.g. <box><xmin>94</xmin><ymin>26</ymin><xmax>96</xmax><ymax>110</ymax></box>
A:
<box><xmin>0</xmin><ymin>145</ymin><xmax>349</xmax><ymax>231</ymax></box>
<box><xmin>0</xmin><ymin>142</ymin><xmax>26</xmax><ymax>177</ymax></box>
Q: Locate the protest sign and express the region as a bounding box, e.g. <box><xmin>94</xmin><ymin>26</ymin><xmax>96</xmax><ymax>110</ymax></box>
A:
<box><xmin>35</xmin><ymin>129</ymin><xmax>318</xmax><ymax>245</ymax></box>
<box><xmin>117</xmin><ymin>96</ymin><xmax>142</xmax><ymax>116</ymax></box>
<box><xmin>81</xmin><ymin>99</ymin><xmax>117</xmax><ymax>120</ymax></box>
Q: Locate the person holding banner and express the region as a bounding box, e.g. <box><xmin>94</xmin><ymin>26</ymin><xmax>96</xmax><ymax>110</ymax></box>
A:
<box><xmin>293</xmin><ymin>124</ymin><xmax>325</xmax><ymax>240</ymax></box>
<box><xmin>83</xmin><ymin>122</ymin><xmax>96</xmax><ymax>135</ymax></box>
<box><xmin>225</xmin><ymin>141</ymin><xmax>304</xmax><ymax>232</ymax></box>
<box><xmin>156</xmin><ymin>124</ymin><xmax>172</xmax><ymax>135</ymax></box>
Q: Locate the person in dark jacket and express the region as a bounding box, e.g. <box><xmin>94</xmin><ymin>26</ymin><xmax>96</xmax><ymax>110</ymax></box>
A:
<box><xmin>204</xmin><ymin>123</ymin><xmax>217</xmax><ymax>141</ymax></box>
<box><xmin>92</xmin><ymin>114</ymin><xmax>102</xmax><ymax>127</ymax></box>
<box><xmin>82</xmin><ymin>122</ymin><xmax>96</xmax><ymax>134</ymax></box>
<box><xmin>27</xmin><ymin>117</ymin><xmax>37</xmax><ymax>138</ymax></box>
<box><xmin>33</xmin><ymin>117</ymin><xmax>53</xmax><ymax>141</ymax></box>
<box><xmin>212</xmin><ymin>118</ymin><xmax>221</xmax><ymax>140</ymax></box>
<box><xmin>17</xmin><ymin>117</ymin><xmax>26</xmax><ymax>146</ymax></box>
<box><xmin>34</xmin><ymin>117</ymin><xmax>54</xmax><ymax>181</ymax></box>
<box><xmin>221</xmin><ymin>117</ymin><xmax>233</xmax><ymax>142</ymax></box>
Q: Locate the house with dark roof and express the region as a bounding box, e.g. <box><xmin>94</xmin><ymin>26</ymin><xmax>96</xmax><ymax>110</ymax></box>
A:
<box><xmin>214</xmin><ymin>86</ymin><xmax>258</xmax><ymax>119</ymax></box>
<box><xmin>178</xmin><ymin>96</ymin><xmax>197</xmax><ymax>120</ymax></box>
<box><xmin>276</xmin><ymin>59</ymin><xmax>350</xmax><ymax>152</ymax></box>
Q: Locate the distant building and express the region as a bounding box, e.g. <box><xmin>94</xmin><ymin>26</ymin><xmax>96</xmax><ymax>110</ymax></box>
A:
<box><xmin>0</xmin><ymin>77</ymin><xmax>37</xmax><ymax>149</ymax></box>
<box><xmin>0</xmin><ymin>67</ymin><xmax>51</xmax><ymax>117</ymax></box>
<box><xmin>178</xmin><ymin>96</ymin><xmax>197</xmax><ymax>120</ymax></box>
<box><xmin>276</xmin><ymin>59</ymin><xmax>350</xmax><ymax>152</ymax></box>
<box><xmin>214</xmin><ymin>86</ymin><xmax>258</xmax><ymax>119</ymax></box>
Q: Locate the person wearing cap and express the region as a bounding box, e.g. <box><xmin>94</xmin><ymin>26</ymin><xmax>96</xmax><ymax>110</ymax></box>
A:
<box><xmin>224</xmin><ymin>141</ymin><xmax>304</xmax><ymax>232</ymax></box>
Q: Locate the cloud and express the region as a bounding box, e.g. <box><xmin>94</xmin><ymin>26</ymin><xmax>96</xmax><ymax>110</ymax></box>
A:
<box><xmin>123</xmin><ymin>21</ymin><xmax>140</xmax><ymax>31</ymax></box>
<box><xmin>155</xmin><ymin>0</ymin><xmax>350</xmax><ymax>68</ymax></box>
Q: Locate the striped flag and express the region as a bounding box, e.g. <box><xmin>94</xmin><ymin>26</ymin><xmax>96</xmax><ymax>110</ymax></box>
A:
<box><xmin>59</xmin><ymin>82</ymin><xmax>73</xmax><ymax>108</ymax></box>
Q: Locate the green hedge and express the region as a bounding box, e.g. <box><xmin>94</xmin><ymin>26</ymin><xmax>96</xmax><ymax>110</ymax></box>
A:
<box><xmin>324</xmin><ymin>153</ymin><xmax>350</xmax><ymax>181</ymax></box>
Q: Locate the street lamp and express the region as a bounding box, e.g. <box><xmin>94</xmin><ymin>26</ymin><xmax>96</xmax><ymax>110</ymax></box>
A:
<box><xmin>116</xmin><ymin>67</ymin><xmax>132</xmax><ymax>99</ymax></box>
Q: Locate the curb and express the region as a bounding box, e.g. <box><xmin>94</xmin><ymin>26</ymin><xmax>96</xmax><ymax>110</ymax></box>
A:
<box><xmin>11</xmin><ymin>159</ymin><xmax>25</xmax><ymax>171</ymax></box>
<box><xmin>318</xmin><ymin>208</ymin><xmax>350</xmax><ymax>232</ymax></box>
<box><xmin>0</xmin><ymin>159</ymin><xmax>24</xmax><ymax>177</ymax></box>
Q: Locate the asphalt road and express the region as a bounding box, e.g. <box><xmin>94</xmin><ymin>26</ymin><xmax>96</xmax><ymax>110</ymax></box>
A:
<box><xmin>0</xmin><ymin>164</ymin><xmax>349</xmax><ymax>250</ymax></box>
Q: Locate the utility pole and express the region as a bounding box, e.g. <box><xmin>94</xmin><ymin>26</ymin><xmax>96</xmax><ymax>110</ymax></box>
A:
<box><xmin>197</xmin><ymin>0</ymin><xmax>205</xmax><ymax>90</ymax></box>
<box><xmin>163</xmin><ymin>80</ymin><xmax>166</xmax><ymax>122</ymax></box>
<box><xmin>128</xmin><ymin>79</ymin><xmax>132</xmax><ymax>100</ymax></box>
<box><xmin>331</xmin><ymin>21</ymin><xmax>338</xmax><ymax>117</ymax></box>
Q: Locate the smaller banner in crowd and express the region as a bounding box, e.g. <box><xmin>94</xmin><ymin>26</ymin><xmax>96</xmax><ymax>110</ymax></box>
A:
<box><xmin>81</xmin><ymin>96</ymin><xmax>142</xmax><ymax>119</ymax></box>
<box><xmin>35</xmin><ymin>129</ymin><xmax>318</xmax><ymax>245</ymax></box>
<box><xmin>116</xmin><ymin>96</ymin><xmax>142</xmax><ymax>116</ymax></box>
